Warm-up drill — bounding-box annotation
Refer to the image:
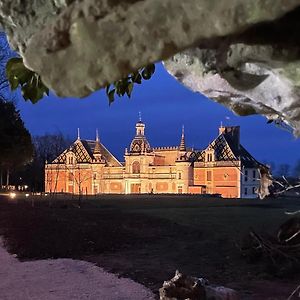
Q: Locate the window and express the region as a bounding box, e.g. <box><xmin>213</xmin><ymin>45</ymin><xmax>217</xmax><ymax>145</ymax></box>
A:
<box><xmin>244</xmin><ymin>187</ymin><xmax>248</xmax><ymax>195</ymax></box>
<box><xmin>178</xmin><ymin>172</ymin><xmax>182</xmax><ymax>179</ymax></box>
<box><xmin>68</xmin><ymin>172</ymin><xmax>73</xmax><ymax>182</ymax></box>
<box><xmin>93</xmin><ymin>173</ymin><xmax>97</xmax><ymax>180</ymax></box>
<box><xmin>253</xmin><ymin>170</ymin><xmax>256</xmax><ymax>181</ymax></box>
<box><xmin>178</xmin><ymin>186</ymin><xmax>183</xmax><ymax>194</ymax></box>
<box><xmin>245</xmin><ymin>170</ymin><xmax>248</xmax><ymax>182</ymax></box>
<box><xmin>132</xmin><ymin>161</ymin><xmax>140</xmax><ymax>174</ymax></box>
<box><xmin>252</xmin><ymin>187</ymin><xmax>256</xmax><ymax>194</ymax></box>
<box><xmin>94</xmin><ymin>185</ymin><xmax>98</xmax><ymax>195</ymax></box>
<box><xmin>207</xmin><ymin>171</ymin><xmax>212</xmax><ymax>181</ymax></box>
<box><xmin>206</xmin><ymin>151</ymin><xmax>214</xmax><ymax>162</ymax></box>
<box><xmin>68</xmin><ymin>156</ymin><xmax>75</xmax><ymax>164</ymax></box>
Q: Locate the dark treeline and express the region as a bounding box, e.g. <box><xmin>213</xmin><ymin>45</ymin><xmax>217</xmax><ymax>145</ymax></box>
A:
<box><xmin>263</xmin><ymin>160</ymin><xmax>300</xmax><ymax>179</ymax></box>
<box><xmin>0</xmin><ymin>100</ymin><xmax>33</xmax><ymax>187</ymax></box>
<box><xmin>11</xmin><ymin>133</ymin><xmax>72</xmax><ymax>192</ymax></box>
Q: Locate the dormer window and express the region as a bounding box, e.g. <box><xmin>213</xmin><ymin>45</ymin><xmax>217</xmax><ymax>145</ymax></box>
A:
<box><xmin>205</xmin><ymin>150</ymin><xmax>215</xmax><ymax>162</ymax></box>
<box><xmin>67</xmin><ymin>153</ymin><xmax>76</xmax><ymax>165</ymax></box>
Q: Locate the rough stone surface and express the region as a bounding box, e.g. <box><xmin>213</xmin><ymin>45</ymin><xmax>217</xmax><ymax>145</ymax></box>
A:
<box><xmin>0</xmin><ymin>1</ymin><xmax>73</xmax><ymax>54</ymax></box>
<box><xmin>0</xmin><ymin>0</ymin><xmax>299</xmax><ymax>97</ymax></box>
<box><xmin>164</xmin><ymin>41</ymin><xmax>300</xmax><ymax>136</ymax></box>
<box><xmin>159</xmin><ymin>270</ymin><xmax>240</xmax><ymax>300</ymax></box>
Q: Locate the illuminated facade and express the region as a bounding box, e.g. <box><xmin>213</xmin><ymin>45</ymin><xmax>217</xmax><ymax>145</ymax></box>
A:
<box><xmin>45</xmin><ymin>119</ymin><xmax>262</xmax><ymax>198</ymax></box>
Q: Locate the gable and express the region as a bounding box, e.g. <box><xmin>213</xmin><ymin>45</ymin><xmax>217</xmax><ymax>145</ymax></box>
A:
<box><xmin>52</xmin><ymin>140</ymin><xmax>92</xmax><ymax>164</ymax></box>
<box><xmin>207</xmin><ymin>134</ymin><xmax>237</xmax><ymax>161</ymax></box>
<box><xmin>191</xmin><ymin>135</ymin><xmax>237</xmax><ymax>162</ymax></box>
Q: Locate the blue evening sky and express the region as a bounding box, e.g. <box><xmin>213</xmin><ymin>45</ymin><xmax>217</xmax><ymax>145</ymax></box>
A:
<box><xmin>18</xmin><ymin>63</ymin><xmax>300</xmax><ymax>168</ymax></box>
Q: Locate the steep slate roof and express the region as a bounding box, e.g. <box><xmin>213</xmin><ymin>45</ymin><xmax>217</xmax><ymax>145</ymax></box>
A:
<box><xmin>83</xmin><ymin>140</ymin><xmax>122</xmax><ymax>166</ymax></box>
<box><xmin>52</xmin><ymin>139</ymin><xmax>122</xmax><ymax>167</ymax></box>
<box><xmin>190</xmin><ymin>132</ymin><xmax>261</xmax><ymax>168</ymax></box>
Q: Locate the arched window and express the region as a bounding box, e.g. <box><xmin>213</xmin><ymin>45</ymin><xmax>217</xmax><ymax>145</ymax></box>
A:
<box><xmin>205</xmin><ymin>150</ymin><xmax>214</xmax><ymax>162</ymax></box>
<box><xmin>132</xmin><ymin>161</ymin><xmax>140</xmax><ymax>174</ymax></box>
<box><xmin>67</xmin><ymin>154</ymin><xmax>76</xmax><ymax>165</ymax></box>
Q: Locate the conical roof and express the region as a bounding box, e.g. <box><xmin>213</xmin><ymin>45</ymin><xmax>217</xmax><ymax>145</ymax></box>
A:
<box><xmin>179</xmin><ymin>126</ymin><xmax>186</xmax><ymax>151</ymax></box>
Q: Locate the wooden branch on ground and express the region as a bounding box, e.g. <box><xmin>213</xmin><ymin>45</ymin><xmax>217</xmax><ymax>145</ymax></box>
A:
<box><xmin>287</xmin><ymin>284</ymin><xmax>300</xmax><ymax>300</ymax></box>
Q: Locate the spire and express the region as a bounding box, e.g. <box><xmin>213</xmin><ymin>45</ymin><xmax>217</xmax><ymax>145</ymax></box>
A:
<box><xmin>135</xmin><ymin>113</ymin><xmax>145</xmax><ymax>136</ymax></box>
<box><xmin>94</xmin><ymin>129</ymin><xmax>101</xmax><ymax>155</ymax></box>
<box><xmin>96</xmin><ymin>128</ymin><xmax>100</xmax><ymax>142</ymax></box>
<box><xmin>179</xmin><ymin>125</ymin><xmax>186</xmax><ymax>151</ymax></box>
<box><xmin>77</xmin><ymin>128</ymin><xmax>80</xmax><ymax>140</ymax></box>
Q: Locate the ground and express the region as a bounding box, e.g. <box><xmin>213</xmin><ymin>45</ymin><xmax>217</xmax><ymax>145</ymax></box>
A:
<box><xmin>0</xmin><ymin>194</ymin><xmax>299</xmax><ymax>299</ymax></box>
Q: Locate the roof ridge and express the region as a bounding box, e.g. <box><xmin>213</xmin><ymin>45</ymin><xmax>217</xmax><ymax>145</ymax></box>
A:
<box><xmin>99</xmin><ymin>142</ymin><xmax>123</xmax><ymax>167</ymax></box>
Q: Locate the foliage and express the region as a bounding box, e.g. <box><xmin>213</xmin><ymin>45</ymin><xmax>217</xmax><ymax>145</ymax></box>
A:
<box><xmin>105</xmin><ymin>64</ymin><xmax>155</xmax><ymax>104</ymax></box>
<box><xmin>5</xmin><ymin>56</ymin><xmax>155</xmax><ymax>104</ymax></box>
<box><xmin>0</xmin><ymin>100</ymin><xmax>34</xmax><ymax>185</ymax></box>
<box><xmin>6</xmin><ymin>57</ymin><xmax>49</xmax><ymax>103</ymax></box>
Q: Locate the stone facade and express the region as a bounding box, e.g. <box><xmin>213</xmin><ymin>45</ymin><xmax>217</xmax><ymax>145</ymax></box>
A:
<box><xmin>45</xmin><ymin>119</ymin><xmax>262</xmax><ymax>198</ymax></box>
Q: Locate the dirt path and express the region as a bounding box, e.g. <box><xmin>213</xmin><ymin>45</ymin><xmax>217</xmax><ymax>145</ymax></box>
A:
<box><xmin>0</xmin><ymin>238</ymin><xmax>154</xmax><ymax>300</ymax></box>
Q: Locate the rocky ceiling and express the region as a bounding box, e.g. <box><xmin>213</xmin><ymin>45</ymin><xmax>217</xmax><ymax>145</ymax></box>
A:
<box><xmin>1</xmin><ymin>1</ymin><xmax>300</xmax><ymax>135</ymax></box>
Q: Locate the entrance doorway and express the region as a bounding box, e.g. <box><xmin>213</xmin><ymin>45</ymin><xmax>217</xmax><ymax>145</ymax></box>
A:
<box><xmin>131</xmin><ymin>183</ymin><xmax>141</xmax><ymax>194</ymax></box>
<box><xmin>177</xmin><ymin>186</ymin><xmax>183</xmax><ymax>194</ymax></box>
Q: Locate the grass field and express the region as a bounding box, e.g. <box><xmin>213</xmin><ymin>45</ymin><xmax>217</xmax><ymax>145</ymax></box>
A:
<box><xmin>0</xmin><ymin>194</ymin><xmax>299</xmax><ymax>299</ymax></box>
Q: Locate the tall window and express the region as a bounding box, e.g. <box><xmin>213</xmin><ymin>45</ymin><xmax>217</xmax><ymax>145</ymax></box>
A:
<box><xmin>68</xmin><ymin>172</ymin><xmax>73</xmax><ymax>182</ymax></box>
<box><xmin>206</xmin><ymin>151</ymin><xmax>214</xmax><ymax>162</ymax></box>
<box><xmin>244</xmin><ymin>187</ymin><xmax>248</xmax><ymax>195</ymax></box>
<box><xmin>68</xmin><ymin>156</ymin><xmax>75</xmax><ymax>164</ymax></box>
<box><xmin>132</xmin><ymin>161</ymin><xmax>140</xmax><ymax>174</ymax></box>
<box><xmin>178</xmin><ymin>172</ymin><xmax>182</xmax><ymax>179</ymax></box>
<box><xmin>206</xmin><ymin>153</ymin><xmax>212</xmax><ymax>162</ymax></box>
<box><xmin>207</xmin><ymin>170</ymin><xmax>212</xmax><ymax>181</ymax></box>
<box><xmin>245</xmin><ymin>170</ymin><xmax>248</xmax><ymax>182</ymax></box>
<box><xmin>252</xmin><ymin>170</ymin><xmax>256</xmax><ymax>181</ymax></box>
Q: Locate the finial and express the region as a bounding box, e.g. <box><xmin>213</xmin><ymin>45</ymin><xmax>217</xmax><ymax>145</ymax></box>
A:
<box><xmin>179</xmin><ymin>125</ymin><xmax>186</xmax><ymax>151</ymax></box>
<box><xmin>220</xmin><ymin>121</ymin><xmax>223</xmax><ymax>128</ymax></box>
<box><xmin>138</xmin><ymin>111</ymin><xmax>142</xmax><ymax>122</ymax></box>
<box><xmin>77</xmin><ymin>128</ymin><xmax>80</xmax><ymax>140</ymax></box>
<box><xmin>96</xmin><ymin>128</ymin><xmax>99</xmax><ymax>142</ymax></box>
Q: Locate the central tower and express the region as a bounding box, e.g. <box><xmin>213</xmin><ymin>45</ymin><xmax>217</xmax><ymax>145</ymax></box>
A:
<box><xmin>129</xmin><ymin>115</ymin><xmax>151</xmax><ymax>154</ymax></box>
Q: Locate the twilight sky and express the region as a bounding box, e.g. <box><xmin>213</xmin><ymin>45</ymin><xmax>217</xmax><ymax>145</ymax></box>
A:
<box><xmin>18</xmin><ymin>63</ymin><xmax>300</xmax><ymax>168</ymax></box>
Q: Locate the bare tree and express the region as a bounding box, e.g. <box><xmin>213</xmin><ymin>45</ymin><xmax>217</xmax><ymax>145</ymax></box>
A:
<box><xmin>277</xmin><ymin>163</ymin><xmax>290</xmax><ymax>177</ymax></box>
<box><xmin>21</xmin><ymin>133</ymin><xmax>71</xmax><ymax>192</ymax></box>
<box><xmin>65</xmin><ymin>164</ymin><xmax>92</xmax><ymax>207</ymax></box>
<box><xmin>293</xmin><ymin>159</ymin><xmax>300</xmax><ymax>179</ymax></box>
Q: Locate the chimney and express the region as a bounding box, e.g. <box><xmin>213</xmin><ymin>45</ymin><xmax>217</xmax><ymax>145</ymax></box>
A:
<box><xmin>219</xmin><ymin>125</ymin><xmax>226</xmax><ymax>135</ymax></box>
<box><xmin>220</xmin><ymin>126</ymin><xmax>240</xmax><ymax>149</ymax></box>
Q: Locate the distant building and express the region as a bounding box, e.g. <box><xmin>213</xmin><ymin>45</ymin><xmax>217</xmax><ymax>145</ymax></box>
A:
<box><xmin>45</xmin><ymin>118</ymin><xmax>262</xmax><ymax>198</ymax></box>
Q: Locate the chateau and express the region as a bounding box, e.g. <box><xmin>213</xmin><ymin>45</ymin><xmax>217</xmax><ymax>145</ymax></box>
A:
<box><xmin>45</xmin><ymin>118</ymin><xmax>262</xmax><ymax>198</ymax></box>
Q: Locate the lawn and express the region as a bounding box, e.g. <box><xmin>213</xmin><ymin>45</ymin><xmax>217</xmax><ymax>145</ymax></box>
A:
<box><xmin>0</xmin><ymin>194</ymin><xmax>299</xmax><ymax>299</ymax></box>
